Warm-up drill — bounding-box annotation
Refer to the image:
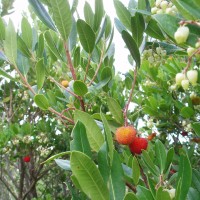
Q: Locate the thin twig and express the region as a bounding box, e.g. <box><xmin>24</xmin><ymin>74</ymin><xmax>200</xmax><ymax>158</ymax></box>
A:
<box><xmin>124</xmin><ymin>68</ymin><xmax>138</xmax><ymax>126</ymax></box>
<box><xmin>64</xmin><ymin>42</ymin><xmax>77</xmax><ymax>80</ymax></box>
<box><xmin>88</xmin><ymin>44</ymin><xmax>105</xmax><ymax>86</ymax></box>
<box><xmin>125</xmin><ymin>182</ymin><xmax>137</xmax><ymax>193</ymax></box>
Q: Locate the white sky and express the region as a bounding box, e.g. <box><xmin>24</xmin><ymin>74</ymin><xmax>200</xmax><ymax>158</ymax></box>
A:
<box><xmin>6</xmin><ymin>0</ymin><xmax>131</xmax><ymax>73</ymax></box>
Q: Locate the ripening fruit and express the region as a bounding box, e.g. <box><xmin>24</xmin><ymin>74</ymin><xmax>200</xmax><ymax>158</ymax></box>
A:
<box><xmin>147</xmin><ymin>132</ymin><xmax>156</xmax><ymax>141</ymax></box>
<box><xmin>115</xmin><ymin>126</ymin><xmax>137</xmax><ymax>145</ymax></box>
<box><xmin>160</xmin><ymin>1</ymin><xmax>168</xmax><ymax>10</ymax></box>
<box><xmin>175</xmin><ymin>73</ymin><xmax>185</xmax><ymax>85</ymax></box>
<box><xmin>61</xmin><ymin>80</ymin><xmax>69</xmax><ymax>88</ymax></box>
<box><xmin>187</xmin><ymin>47</ymin><xmax>196</xmax><ymax>56</ymax></box>
<box><xmin>187</xmin><ymin>70</ymin><xmax>198</xmax><ymax>85</ymax></box>
<box><xmin>181</xmin><ymin>79</ymin><xmax>189</xmax><ymax>90</ymax></box>
<box><xmin>23</xmin><ymin>156</ymin><xmax>31</xmax><ymax>163</ymax></box>
<box><xmin>129</xmin><ymin>137</ymin><xmax>148</xmax><ymax>154</ymax></box>
<box><xmin>174</xmin><ymin>26</ymin><xmax>189</xmax><ymax>44</ymax></box>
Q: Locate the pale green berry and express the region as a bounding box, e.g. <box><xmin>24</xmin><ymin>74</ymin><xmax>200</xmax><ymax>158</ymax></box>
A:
<box><xmin>187</xmin><ymin>70</ymin><xmax>198</xmax><ymax>85</ymax></box>
<box><xmin>171</xmin><ymin>5</ymin><xmax>177</xmax><ymax>12</ymax></box>
<box><xmin>181</xmin><ymin>79</ymin><xmax>189</xmax><ymax>90</ymax></box>
<box><xmin>156</xmin><ymin>47</ymin><xmax>162</xmax><ymax>54</ymax></box>
<box><xmin>148</xmin><ymin>56</ymin><xmax>155</xmax><ymax>63</ymax></box>
<box><xmin>170</xmin><ymin>84</ymin><xmax>176</xmax><ymax>91</ymax></box>
<box><xmin>166</xmin><ymin>7</ymin><xmax>175</xmax><ymax>15</ymax></box>
<box><xmin>161</xmin><ymin>50</ymin><xmax>167</xmax><ymax>56</ymax></box>
<box><xmin>187</xmin><ymin>47</ymin><xmax>196</xmax><ymax>56</ymax></box>
<box><xmin>195</xmin><ymin>41</ymin><xmax>200</xmax><ymax>48</ymax></box>
<box><xmin>156</xmin><ymin>0</ymin><xmax>163</xmax><ymax>7</ymax></box>
<box><xmin>175</xmin><ymin>73</ymin><xmax>185</xmax><ymax>85</ymax></box>
<box><xmin>167</xmin><ymin>188</ymin><xmax>176</xmax><ymax>199</ymax></box>
<box><xmin>174</xmin><ymin>26</ymin><xmax>190</xmax><ymax>44</ymax></box>
<box><xmin>151</xmin><ymin>7</ymin><xmax>158</xmax><ymax>14</ymax></box>
<box><xmin>156</xmin><ymin>9</ymin><xmax>164</xmax><ymax>14</ymax></box>
<box><xmin>160</xmin><ymin>0</ymin><xmax>168</xmax><ymax>10</ymax></box>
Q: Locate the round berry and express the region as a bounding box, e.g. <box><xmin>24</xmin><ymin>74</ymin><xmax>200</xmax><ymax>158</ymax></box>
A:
<box><xmin>175</xmin><ymin>73</ymin><xmax>185</xmax><ymax>85</ymax></box>
<box><xmin>23</xmin><ymin>156</ymin><xmax>31</xmax><ymax>163</ymax></box>
<box><xmin>187</xmin><ymin>70</ymin><xmax>198</xmax><ymax>86</ymax></box>
<box><xmin>129</xmin><ymin>137</ymin><xmax>148</xmax><ymax>154</ymax></box>
<box><xmin>174</xmin><ymin>26</ymin><xmax>190</xmax><ymax>44</ymax></box>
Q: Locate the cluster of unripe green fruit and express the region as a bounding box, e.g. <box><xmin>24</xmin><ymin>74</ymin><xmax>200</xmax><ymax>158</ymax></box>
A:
<box><xmin>115</xmin><ymin>126</ymin><xmax>148</xmax><ymax>154</ymax></box>
<box><xmin>151</xmin><ymin>0</ymin><xmax>178</xmax><ymax>16</ymax></box>
<box><xmin>142</xmin><ymin>47</ymin><xmax>167</xmax><ymax>67</ymax></box>
<box><xmin>175</xmin><ymin>70</ymin><xmax>198</xmax><ymax>90</ymax></box>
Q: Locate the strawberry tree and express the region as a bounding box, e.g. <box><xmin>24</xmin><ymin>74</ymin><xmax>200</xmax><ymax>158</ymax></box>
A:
<box><xmin>0</xmin><ymin>0</ymin><xmax>200</xmax><ymax>199</ymax></box>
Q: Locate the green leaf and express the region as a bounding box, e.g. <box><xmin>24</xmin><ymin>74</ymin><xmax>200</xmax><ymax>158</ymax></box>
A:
<box><xmin>142</xmin><ymin>151</ymin><xmax>159</xmax><ymax>176</ymax></box>
<box><xmin>192</xmin><ymin>122</ymin><xmax>200</xmax><ymax>136</ymax></box>
<box><xmin>0</xmin><ymin>69</ymin><xmax>15</xmax><ymax>81</ymax></box>
<box><xmin>122</xmin><ymin>30</ymin><xmax>141</xmax><ymax>68</ymax></box>
<box><xmin>172</xmin><ymin>0</ymin><xmax>200</xmax><ymax>20</ymax></box>
<box><xmin>71</xmin><ymin>0</ymin><xmax>79</xmax><ymax>14</ymax></box>
<box><xmin>42</xmin><ymin>151</ymin><xmax>70</xmax><ymax>164</ymax></box>
<box><xmin>74</xmin><ymin>110</ymin><xmax>104</xmax><ymax>152</ymax></box>
<box><xmin>77</xmin><ymin>19</ymin><xmax>95</xmax><ymax>54</ymax></box>
<box><xmin>107</xmin><ymin>97</ymin><xmax>124</xmax><ymax>125</ymax></box>
<box><xmin>96</xmin><ymin>17</ymin><xmax>107</xmax><ymax>45</ymax></box>
<box><xmin>156</xmin><ymin>187</ymin><xmax>171</xmax><ymax>200</ymax></box>
<box><xmin>84</xmin><ymin>1</ymin><xmax>94</xmax><ymax>27</ymax></box>
<box><xmin>123</xmin><ymin>193</ymin><xmax>138</xmax><ymax>200</ymax></box>
<box><xmin>175</xmin><ymin>153</ymin><xmax>192</xmax><ymax>200</ymax></box>
<box><xmin>44</xmin><ymin>30</ymin><xmax>63</xmax><ymax>60</ymax></box>
<box><xmin>73</xmin><ymin>47</ymin><xmax>80</xmax><ymax>68</ymax></box>
<box><xmin>98</xmin><ymin>142</ymin><xmax>110</xmax><ymax>184</ymax></box>
<box><xmin>187</xmin><ymin>188</ymin><xmax>200</xmax><ymax>200</ymax></box>
<box><xmin>70</xmin><ymin>121</ymin><xmax>92</xmax><ymax>158</ymax></box>
<box><xmin>136</xmin><ymin>186</ymin><xmax>154</xmax><ymax>200</ymax></box>
<box><xmin>70</xmin><ymin>151</ymin><xmax>109</xmax><ymax>200</ymax></box>
<box><xmin>4</xmin><ymin>20</ymin><xmax>17</xmax><ymax>65</ymax></box>
<box><xmin>131</xmin><ymin>12</ymin><xmax>145</xmax><ymax>46</ymax></box>
<box><xmin>93</xmin><ymin>0</ymin><xmax>104</xmax><ymax>32</ymax></box>
<box><xmin>101</xmin><ymin>67</ymin><xmax>112</xmax><ymax>81</ymax></box>
<box><xmin>69</xmin><ymin>17</ymin><xmax>77</xmax><ymax>51</ymax></box>
<box><xmin>55</xmin><ymin>159</ymin><xmax>71</xmax><ymax>170</ymax></box>
<box><xmin>110</xmin><ymin>151</ymin><xmax>125</xmax><ymax>200</ymax></box>
<box><xmin>192</xmin><ymin>169</ymin><xmax>200</xmax><ymax>193</ymax></box>
<box><xmin>21</xmin><ymin>17</ymin><xmax>32</xmax><ymax>50</ymax></box>
<box><xmin>17</xmin><ymin>36</ymin><xmax>32</xmax><ymax>58</ymax></box>
<box><xmin>155</xmin><ymin>140</ymin><xmax>167</xmax><ymax>173</ymax></box>
<box><xmin>34</xmin><ymin>94</ymin><xmax>49</xmax><ymax>110</ymax></box>
<box><xmin>73</xmin><ymin>80</ymin><xmax>88</xmax><ymax>97</ymax></box>
<box><xmin>180</xmin><ymin>107</ymin><xmax>195</xmax><ymax>118</ymax></box>
<box><xmin>28</xmin><ymin>0</ymin><xmax>56</xmax><ymax>31</ymax></box>
<box><xmin>114</xmin><ymin>18</ymin><xmax>126</xmax><ymax>33</ymax></box>
<box><xmin>36</xmin><ymin>33</ymin><xmax>44</xmax><ymax>58</ymax></box>
<box><xmin>145</xmin><ymin>19</ymin><xmax>165</xmax><ymax>40</ymax></box>
<box><xmin>0</xmin><ymin>17</ymin><xmax>5</xmax><ymax>41</ymax></box>
<box><xmin>49</xmin><ymin>0</ymin><xmax>72</xmax><ymax>41</ymax></box>
<box><xmin>36</xmin><ymin>59</ymin><xmax>45</xmax><ymax>90</ymax></box>
<box><xmin>132</xmin><ymin>156</ymin><xmax>140</xmax><ymax>185</ymax></box>
<box><xmin>17</xmin><ymin>52</ymin><xmax>30</xmax><ymax>76</ymax></box>
<box><xmin>100</xmin><ymin>111</ymin><xmax>114</xmax><ymax>166</ymax></box>
<box><xmin>164</xmin><ymin>147</ymin><xmax>174</xmax><ymax>173</ymax></box>
<box><xmin>114</xmin><ymin>0</ymin><xmax>131</xmax><ymax>31</ymax></box>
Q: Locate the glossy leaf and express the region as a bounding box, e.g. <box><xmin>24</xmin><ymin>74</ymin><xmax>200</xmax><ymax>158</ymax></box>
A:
<box><xmin>114</xmin><ymin>18</ymin><xmax>126</xmax><ymax>33</ymax></box>
<box><xmin>73</xmin><ymin>47</ymin><xmax>80</xmax><ymax>68</ymax></box>
<box><xmin>136</xmin><ymin>186</ymin><xmax>154</xmax><ymax>200</ymax></box>
<box><xmin>36</xmin><ymin>59</ymin><xmax>45</xmax><ymax>90</ymax></box>
<box><xmin>131</xmin><ymin>12</ymin><xmax>145</xmax><ymax>46</ymax></box>
<box><xmin>84</xmin><ymin>1</ymin><xmax>94</xmax><ymax>27</ymax></box>
<box><xmin>164</xmin><ymin>147</ymin><xmax>174</xmax><ymax>173</ymax></box>
<box><xmin>21</xmin><ymin>17</ymin><xmax>32</xmax><ymax>50</ymax></box>
<box><xmin>114</xmin><ymin>0</ymin><xmax>131</xmax><ymax>31</ymax></box>
<box><xmin>100</xmin><ymin>111</ymin><xmax>114</xmax><ymax>166</ymax></box>
<box><xmin>17</xmin><ymin>36</ymin><xmax>32</xmax><ymax>58</ymax></box>
<box><xmin>98</xmin><ymin>142</ymin><xmax>110</xmax><ymax>184</ymax></box>
<box><xmin>4</xmin><ymin>20</ymin><xmax>17</xmax><ymax>65</ymax></box>
<box><xmin>74</xmin><ymin>110</ymin><xmax>104</xmax><ymax>152</ymax></box>
<box><xmin>192</xmin><ymin>169</ymin><xmax>200</xmax><ymax>193</ymax></box>
<box><xmin>175</xmin><ymin>153</ymin><xmax>192</xmax><ymax>200</ymax></box>
<box><xmin>44</xmin><ymin>30</ymin><xmax>63</xmax><ymax>60</ymax></box>
<box><xmin>34</xmin><ymin>94</ymin><xmax>49</xmax><ymax>110</ymax></box>
<box><xmin>36</xmin><ymin>33</ymin><xmax>44</xmax><ymax>58</ymax></box>
<box><xmin>122</xmin><ymin>30</ymin><xmax>141</xmax><ymax>68</ymax></box>
<box><xmin>110</xmin><ymin>151</ymin><xmax>126</xmax><ymax>200</ymax></box>
<box><xmin>55</xmin><ymin>159</ymin><xmax>71</xmax><ymax>170</ymax></box>
<box><xmin>71</xmin><ymin>0</ymin><xmax>79</xmax><ymax>14</ymax></box>
<box><xmin>96</xmin><ymin>17</ymin><xmax>107</xmax><ymax>45</ymax></box>
<box><xmin>123</xmin><ymin>193</ymin><xmax>138</xmax><ymax>200</ymax></box>
<box><xmin>107</xmin><ymin>97</ymin><xmax>124</xmax><ymax>125</ymax></box>
<box><xmin>156</xmin><ymin>187</ymin><xmax>171</xmax><ymax>200</ymax></box>
<box><xmin>93</xmin><ymin>0</ymin><xmax>104</xmax><ymax>32</ymax></box>
<box><xmin>70</xmin><ymin>151</ymin><xmax>109</xmax><ymax>200</ymax></box>
<box><xmin>69</xmin><ymin>17</ymin><xmax>77</xmax><ymax>51</ymax></box>
<box><xmin>192</xmin><ymin>122</ymin><xmax>200</xmax><ymax>136</ymax></box>
<box><xmin>132</xmin><ymin>156</ymin><xmax>140</xmax><ymax>185</ymax></box>
<box><xmin>49</xmin><ymin>0</ymin><xmax>72</xmax><ymax>41</ymax></box>
<box><xmin>0</xmin><ymin>17</ymin><xmax>5</xmax><ymax>41</ymax></box>
<box><xmin>155</xmin><ymin>140</ymin><xmax>167</xmax><ymax>173</ymax></box>
<box><xmin>70</xmin><ymin>121</ymin><xmax>92</xmax><ymax>158</ymax></box>
<box><xmin>145</xmin><ymin>19</ymin><xmax>165</xmax><ymax>40</ymax></box>
<box><xmin>0</xmin><ymin>69</ymin><xmax>15</xmax><ymax>81</ymax></box>
<box><xmin>17</xmin><ymin>52</ymin><xmax>30</xmax><ymax>76</ymax></box>
<box><xmin>28</xmin><ymin>0</ymin><xmax>56</xmax><ymax>31</ymax></box>
<box><xmin>180</xmin><ymin>107</ymin><xmax>195</xmax><ymax>118</ymax></box>
<box><xmin>73</xmin><ymin>80</ymin><xmax>88</xmax><ymax>97</ymax></box>
<box><xmin>77</xmin><ymin>19</ymin><xmax>95</xmax><ymax>54</ymax></box>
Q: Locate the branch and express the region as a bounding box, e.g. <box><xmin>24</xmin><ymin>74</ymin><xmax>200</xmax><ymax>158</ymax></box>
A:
<box><xmin>0</xmin><ymin>176</ymin><xmax>18</xmax><ymax>200</ymax></box>
<box><xmin>19</xmin><ymin>158</ymin><xmax>25</xmax><ymax>199</ymax></box>
<box><xmin>64</xmin><ymin>42</ymin><xmax>77</xmax><ymax>80</ymax></box>
<box><xmin>124</xmin><ymin>68</ymin><xmax>138</xmax><ymax>126</ymax></box>
<box><xmin>125</xmin><ymin>182</ymin><xmax>137</xmax><ymax>193</ymax></box>
<box><xmin>88</xmin><ymin>44</ymin><xmax>105</xmax><ymax>86</ymax></box>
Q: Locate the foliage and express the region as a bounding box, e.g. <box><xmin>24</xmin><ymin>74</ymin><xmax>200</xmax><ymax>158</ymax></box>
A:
<box><xmin>0</xmin><ymin>0</ymin><xmax>200</xmax><ymax>199</ymax></box>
